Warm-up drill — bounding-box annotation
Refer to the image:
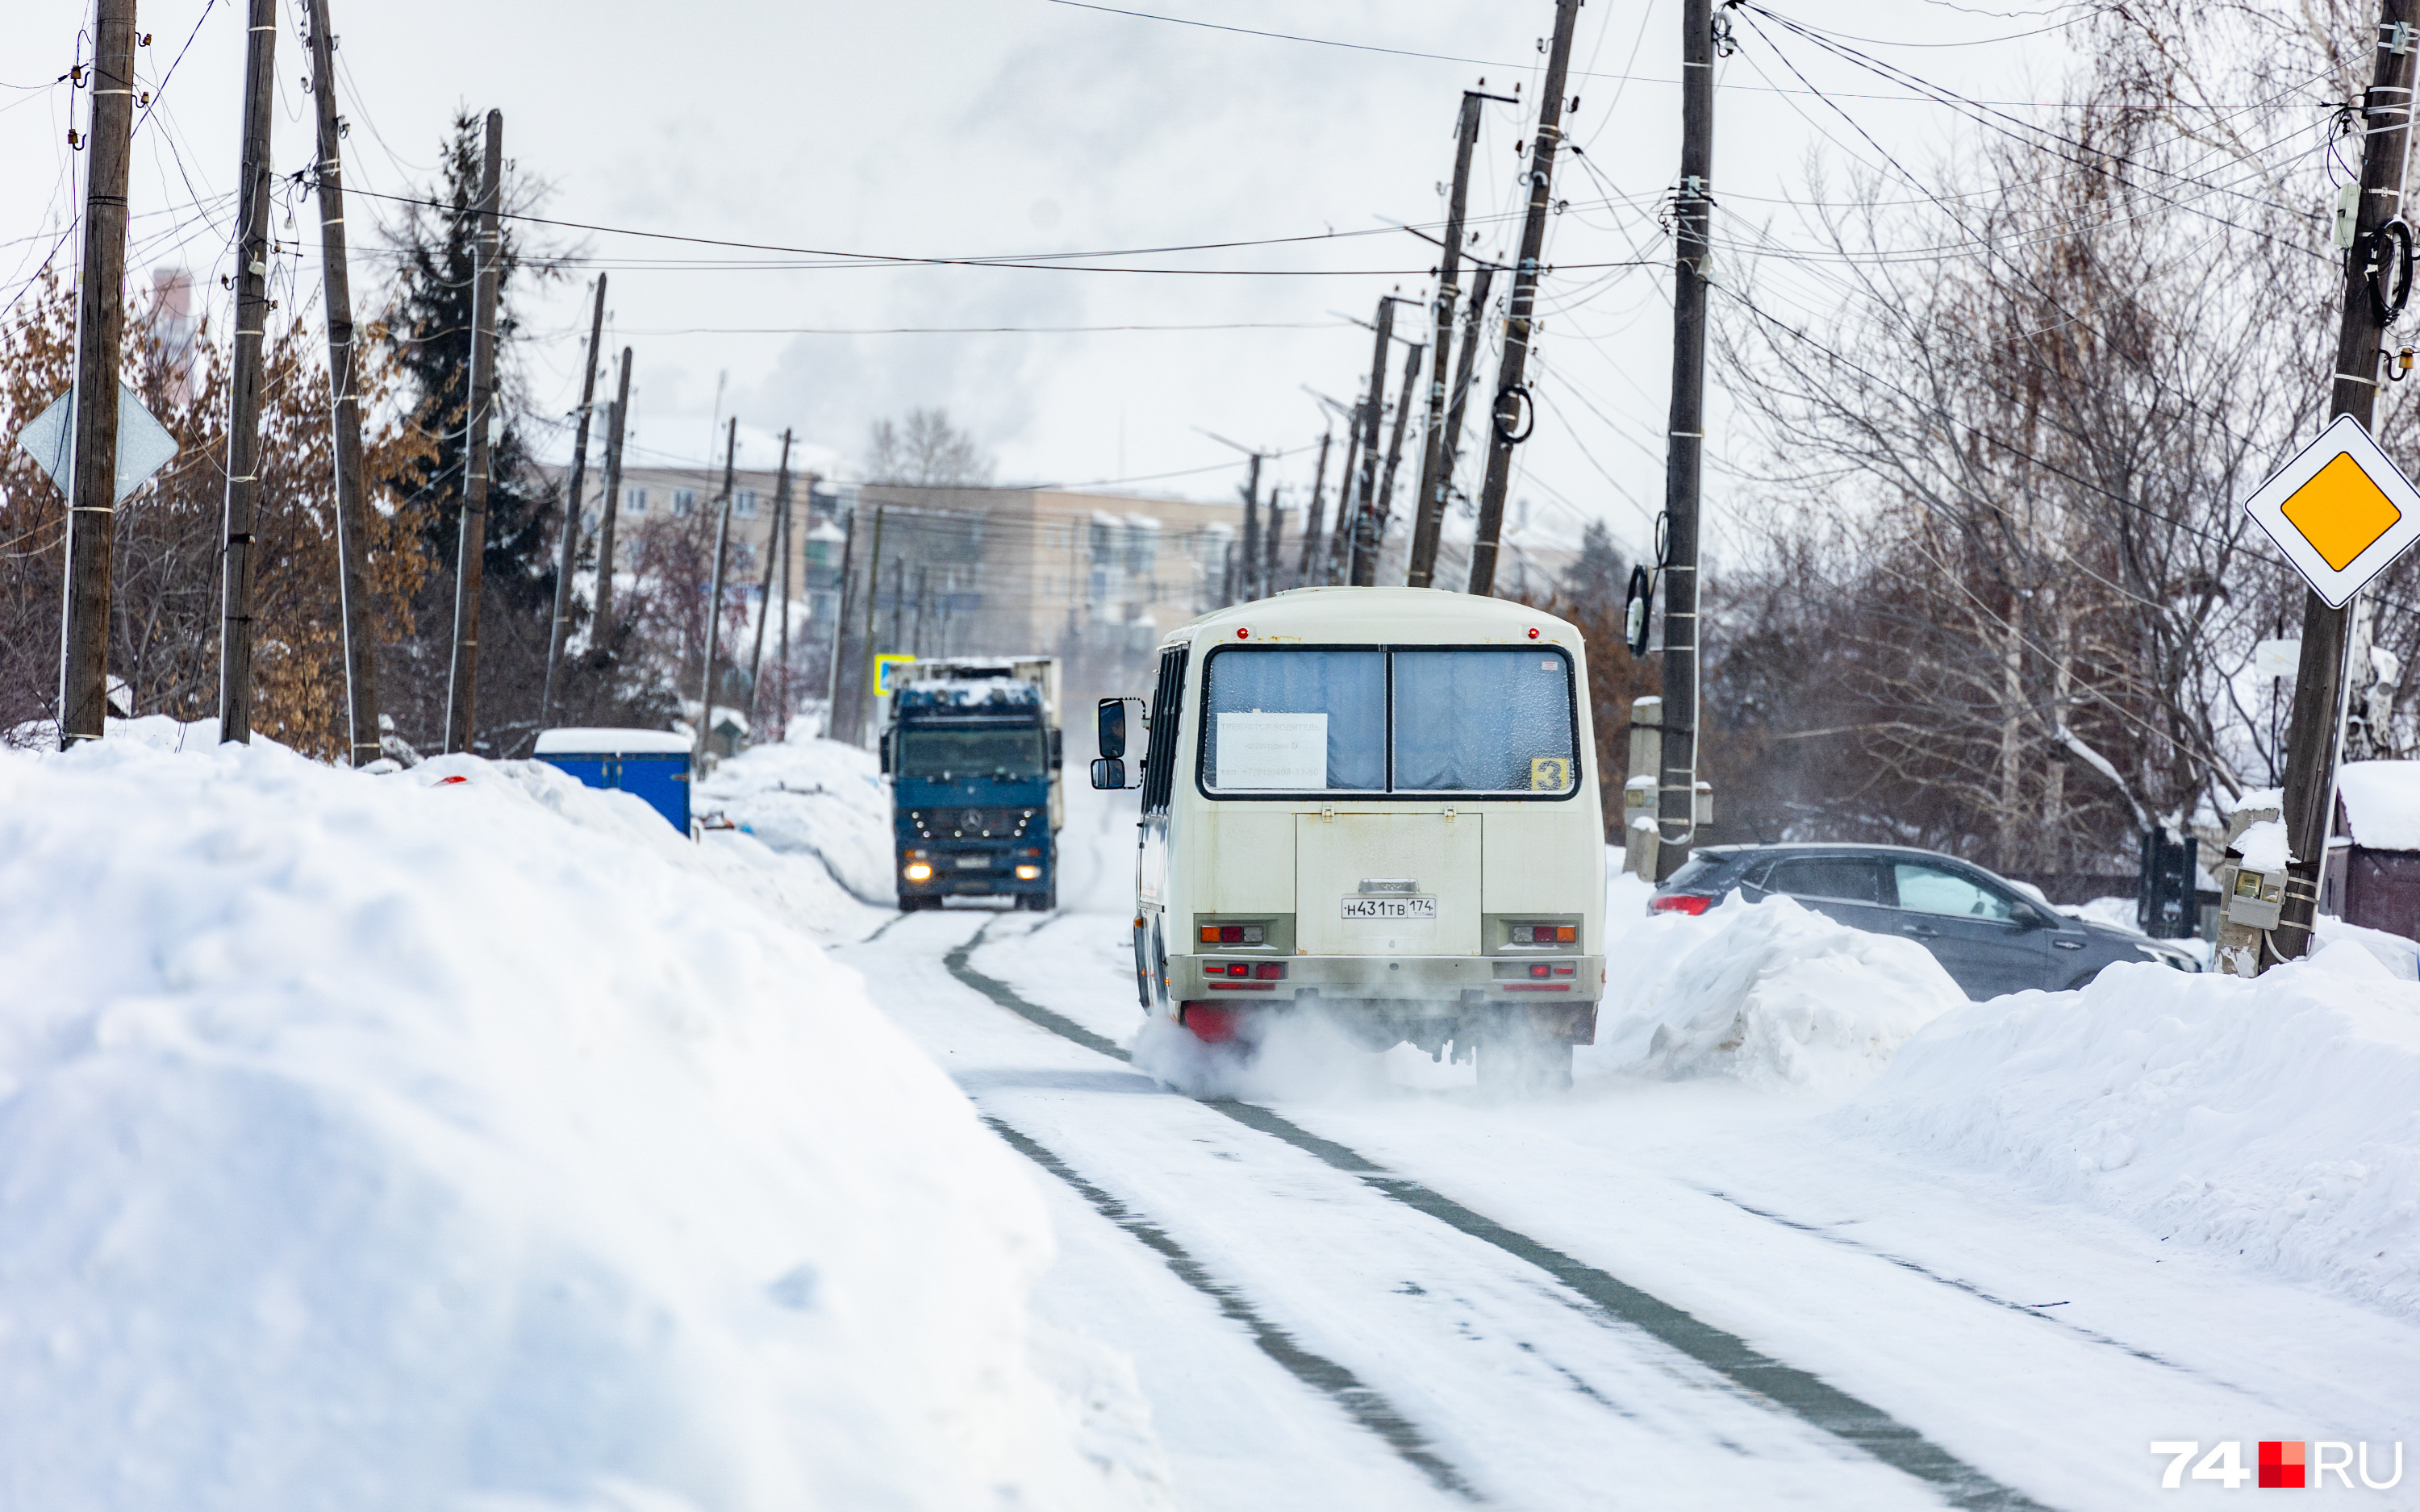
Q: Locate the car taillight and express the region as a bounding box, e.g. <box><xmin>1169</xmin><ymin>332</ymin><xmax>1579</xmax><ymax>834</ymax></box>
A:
<box><xmin>1254</xmin><ymin>962</ymin><xmax>1286</xmax><ymax>981</ymax></box>
<box><xmin>1199</xmin><ymin>923</ymin><xmax>1264</xmax><ymax>945</ymax></box>
<box><xmin>1650</xmin><ymin>893</ymin><xmax>1713</xmax><ymax>916</ymax></box>
<box><xmin>1529</xmin><ymin>963</ymin><xmax>1551</xmax><ymax>979</ymax></box>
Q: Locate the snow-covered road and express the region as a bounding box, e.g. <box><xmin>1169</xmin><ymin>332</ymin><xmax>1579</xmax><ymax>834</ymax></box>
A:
<box><xmin>828</xmin><ymin>782</ymin><xmax>2418</xmax><ymax>1511</ymax></box>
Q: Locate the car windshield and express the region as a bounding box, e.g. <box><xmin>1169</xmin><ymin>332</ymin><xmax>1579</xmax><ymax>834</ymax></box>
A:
<box><xmin>900</xmin><ymin>727</ymin><xmax>1044</xmax><ymax>779</ymax></box>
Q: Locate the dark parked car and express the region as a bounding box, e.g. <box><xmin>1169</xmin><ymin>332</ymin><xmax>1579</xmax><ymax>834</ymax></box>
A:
<box><xmin>1649</xmin><ymin>843</ymin><xmax>2201</xmax><ymax>999</ymax></box>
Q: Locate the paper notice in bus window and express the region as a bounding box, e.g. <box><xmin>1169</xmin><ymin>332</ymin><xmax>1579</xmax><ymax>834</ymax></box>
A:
<box><xmin>1217</xmin><ymin>712</ymin><xmax>1328</xmax><ymax>789</ymax></box>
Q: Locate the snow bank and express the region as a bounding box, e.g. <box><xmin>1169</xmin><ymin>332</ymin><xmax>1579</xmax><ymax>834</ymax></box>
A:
<box><xmin>0</xmin><ymin>732</ymin><xmax>1142</xmax><ymax>1511</ymax></box>
<box><xmin>2338</xmin><ymin>759</ymin><xmax>2420</xmax><ymax>849</ymax></box>
<box><xmin>1842</xmin><ymin>943</ymin><xmax>2420</xmax><ymax>1320</ymax></box>
<box><xmin>1585</xmin><ymin>893</ymin><xmax>1965</xmax><ymax>1095</ymax></box>
<box><xmin>694</xmin><ymin>732</ymin><xmax>897</xmax><ymax>906</ymax></box>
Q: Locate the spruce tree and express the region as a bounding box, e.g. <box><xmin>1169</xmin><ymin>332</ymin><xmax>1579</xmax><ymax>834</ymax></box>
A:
<box><xmin>384</xmin><ymin>109</ymin><xmax>555</xmax><ymax>614</ymax></box>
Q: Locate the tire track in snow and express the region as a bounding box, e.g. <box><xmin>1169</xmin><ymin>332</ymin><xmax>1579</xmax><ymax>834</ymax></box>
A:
<box><xmin>982</xmin><ymin>1115</ymin><xmax>1480</xmax><ymax>1503</ymax></box>
<box><xmin>943</xmin><ymin>923</ymin><xmax>2059</xmax><ymax>1512</ymax></box>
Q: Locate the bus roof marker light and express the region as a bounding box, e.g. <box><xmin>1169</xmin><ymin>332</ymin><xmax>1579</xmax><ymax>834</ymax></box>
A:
<box><xmin>1527</xmin><ymin>627</ymin><xmax>1541</xmax><ymax>639</ymax></box>
<box><xmin>1236</xmin><ymin>627</ymin><xmax>1250</xmax><ymax>639</ymax></box>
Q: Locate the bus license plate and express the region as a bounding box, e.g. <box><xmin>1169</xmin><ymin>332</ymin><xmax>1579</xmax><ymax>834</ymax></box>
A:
<box><xmin>1341</xmin><ymin>895</ymin><xmax>1436</xmax><ymax>920</ymax></box>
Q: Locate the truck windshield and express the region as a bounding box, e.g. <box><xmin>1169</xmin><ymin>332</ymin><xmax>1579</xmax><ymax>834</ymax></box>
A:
<box><xmin>900</xmin><ymin>727</ymin><xmax>1044</xmax><ymax>779</ymax></box>
<box><xmin>1200</xmin><ymin>646</ymin><xmax>1576</xmax><ymax>795</ymax></box>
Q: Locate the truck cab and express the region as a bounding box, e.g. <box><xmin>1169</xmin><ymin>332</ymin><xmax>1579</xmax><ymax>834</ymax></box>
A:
<box><xmin>884</xmin><ymin>659</ymin><xmax>1063</xmax><ymax>911</ymax></box>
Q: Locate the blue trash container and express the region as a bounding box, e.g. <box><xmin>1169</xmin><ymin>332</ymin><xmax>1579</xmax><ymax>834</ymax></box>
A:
<box><xmin>532</xmin><ymin>727</ymin><xmax>695</xmax><ymax>834</ymax></box>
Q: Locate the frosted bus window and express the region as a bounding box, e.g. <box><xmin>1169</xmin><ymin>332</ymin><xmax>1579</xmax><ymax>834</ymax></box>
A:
<box><xmin>1203</xmin><ymin>649</ymin><xmax>1383</xmax><ymax>791</ymax></box>
<box><xmin>1392</xmin><ymin>649</ymin><xmax>1577</xmax><ymax>792</ymax></box>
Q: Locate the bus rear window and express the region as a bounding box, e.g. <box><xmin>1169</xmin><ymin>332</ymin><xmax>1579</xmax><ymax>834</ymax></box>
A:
<box><xmin>1200</xmin><ymin>645</ymin><xmax>1579</xmax><ymax>796</ymax></box>
<box><xmin>1392</xmin><ymin>650</ymin><xmax>1576</xmax><ymax>792</ymax></box>
<box><xmin>1202</xmin><ymin>650</ymin><xmax>1383</xmax><ymax>791</ymax></box>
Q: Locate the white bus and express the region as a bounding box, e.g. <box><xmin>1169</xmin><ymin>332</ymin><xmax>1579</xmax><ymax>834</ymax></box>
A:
<box><xmin>1090</xmin><ymin>586</ymin><xmax>1604</xmax><ymax>1089</ymax></box>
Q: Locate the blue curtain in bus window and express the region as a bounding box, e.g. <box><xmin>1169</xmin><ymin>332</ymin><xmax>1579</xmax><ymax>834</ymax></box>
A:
<box><xmin>1202</xmin><ymin>648</ymin><xmax>1384</xmax><ymax>790</ymax></box>
<box><xmin>1391</xmin><ymin>649</ymin><xmax>1577</xmax><ymax>791</ymax></box>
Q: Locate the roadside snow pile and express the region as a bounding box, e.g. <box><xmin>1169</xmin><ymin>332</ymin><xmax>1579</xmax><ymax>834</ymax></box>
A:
<box><xmin>1842</xmin><ymin>943</ymin><xmax>2420</xmax><ymax>1320</ymax></box>
<box><xmin>0</xmin><ymin>734</ymin><xmax>1151</xmax><ymax>1512</ymax></box>
<box><xmin>422</xmin><ymin>750</ymin><xmax>888</xmax><ymax>946</ymax></box>
<box><xmin>695</xmin><ymin>731</ymin><xmax>896</xmax><ymax>904</ymax></box>
<box><xmin>1584</xmin><ymin>893</ymin><xmax>1963</xmax><ymax>1094</ymax></box>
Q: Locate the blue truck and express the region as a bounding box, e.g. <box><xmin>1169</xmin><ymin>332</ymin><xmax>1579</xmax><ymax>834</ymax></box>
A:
<box><xmin>880</xmin><ymin>656</ymin><xmax>1063</xmax><ymax>911</ymax></box>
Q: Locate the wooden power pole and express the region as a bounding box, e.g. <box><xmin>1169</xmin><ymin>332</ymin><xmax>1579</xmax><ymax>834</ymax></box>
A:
<box><xmin>1654</xmin><ymin>0</ymin><xmax>1717</xmax><ymax>881</ymax></box>
<box><xmin>1468</xmin><ymin>0</ymin><xmax>1582</xmax><ymax>595</ymax></box>
<box><xmin>442</xmin><ymin>110</ymin><xmax>503</xmax><ymax>754</ymax></box>
<box><xmin>1241</xmin><ymin>452</ymin><xmax>1263</xmax><ymax>600</ymax></box>
<box><xmin>591</xmin><ymin>348</ymin><xmax>631</xmax><ymax>648</ymax></box>
<box><xmin>58</xmin><ymin>0</ymin><xmax>136</xmax><ymax>748</ymax></box>
<box><xmin>541</xmin><ymin>273</ymin><xmax>607</xmax><ymax>729</ymax></box>
<box><xmin>216</xmin><ymin>0</ymin><xmax>278</xmax><ymax>745</ymax></box>
<box><xmin>749</xmin><ymin>428</ymin><xmax>793</xmax><ymax>708</ymax></box>
<box><xmin>696</xmin><ymin>418</ymin><xmax>737</xmax><ymax>764</ymax></box>
<box><xmin>305</xmin><ymin>0</ymin><xmax>381</xmax><ymax>765</ymax></box>
<box><xmin>2271</xmin><ymin>0</ymin><xmax>2420</xmax><ymax>962</ymax></box>
<box><xmin>1367</xmin><ymin>338</ymin><xmax>1425</xmax><ymax>579</ymax></box>
<box><xmin>1408</xmin><ymin>90</ymin><xmax>1511</xmax><ymax>588</ymax></box>
<box><xmin>1296</xmin><ymin>430</ymin><xmax>1332</xmax><ymax>585</ymax></box>
<box><xmin>1436</xmin><ymin>264</ymin><xmax>1496</xmax><ymax>555</ymax></box>
<box><xmin>1349</xmin><ymin>297</ymin><xmax>1399</xmax><ymax>586</ymax></box>
<box><xmin>1325</xmin><ymin>404</ymin><xmax>1365</xmax><ymax>585</ymax></box>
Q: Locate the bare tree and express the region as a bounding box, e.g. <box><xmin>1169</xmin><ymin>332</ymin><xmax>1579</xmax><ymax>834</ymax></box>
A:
<box><xmin>864</xmin><ymin>407</ymin><xmax>995</xmax><ymax>486</ymax></box>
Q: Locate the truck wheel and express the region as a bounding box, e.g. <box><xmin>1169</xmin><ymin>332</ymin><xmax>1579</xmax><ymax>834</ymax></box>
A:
<box><xmin>1475</xmin><ymin>1031</ymin><xmax>1574</xmax><ymax>1095</ymax></box>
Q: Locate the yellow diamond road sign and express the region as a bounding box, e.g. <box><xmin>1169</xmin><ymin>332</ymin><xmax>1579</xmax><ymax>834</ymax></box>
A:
<box><xmin>2243</xmin><ymin>413</ymin><xmax>2420</xmax><ymax>608</ymax></box>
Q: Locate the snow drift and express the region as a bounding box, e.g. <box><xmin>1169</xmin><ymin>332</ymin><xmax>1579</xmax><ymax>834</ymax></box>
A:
<box><xmin>693</xmin><ymin>732</ymin><xmax>898</xmax><ymax>905</ymax></box>
<box><xmin>0</xmin><ymin>731</ymin><xmax>1137</xmax><ymax>1511</ymax></box>
<box><xmin>1842</xmin><ymin>943</ymin><xmax>2420</xmax><ymax>1321</ymax></box>
<box><xmin>1586</xmin><ymin>893</ymin><xmax>1965</xmax><ymax>1094</ymax></box>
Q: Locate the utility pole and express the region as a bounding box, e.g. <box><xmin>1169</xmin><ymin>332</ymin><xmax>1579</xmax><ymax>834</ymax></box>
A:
<box><xmin>1349</xmin><ymin>297</ymin><xmax>1399</xmax><ymax>586</ymax></box>
<box><xmin>1326</xmin><ymin>403</ymin><xmax>1365</xmax><ymax>585</ymax></box>
<box><xmin>58</xmin><ymin>0</ymin><xmax>136</xmax><ymax>748</ymax></box>
<box><xmin>855</xmin><ymin>505</ymin><xmax>887</xmax><ymax>747</ymax></box>
<box><xmin>695</xmin><ymin>417</ymin><xmax>736</xmax><ymax>766</ymax></box>
<box><xmin>749</xmin><ymin>429</ymin><xmax>792</xmax><ymax>706</ymax></box>
<box><xmin>590</xmin><ymin>348</ymin><xmax>631</xmax><ymax>652</ymax></box>
<box><xmin>1408</xmin><ymin>90</ymin><xmax>1512</xmax><ymax>589</ymax></box>
<box><xmin>1265</xmin><ymin>493</ymin><xmax>1287</xmax><ymax>592</ymax></box>
<box><xmin>216</xmin><ymin>0</ymin><xmax>278</xmax><ymax>746</ymax></box>
<box><xmin>1241</xmin><ymin>452</ymin><xmax>1262</xmax><ymax>603</ymax></box>
<box><xmin>1296</xmin><ymin>431</ymin><xmax>1331</xmax><ymax>585</ymax></box>
<box><xmin>776</xmin><ymin>473</ymin><xmax>799</xmax><ymax>740</ymax></box>
<box><xmin>1437</xmin><ymin>265</ymin><xmax>1496</xmax><ymax>528</ymax></box>
<box><xmin>304</xmin><ymin>0</ymin><xmax>380</xmax><ymax>764</ymax></box>
<box><xmin>2271</xmin><ymin>0</ymin><xmax>2420</xmax><ymax>963</ymax></box>
<box><xmin>1469</xmin><ymin>0</ymin><xmax>1582</xmax><ymax>595</ymax></box>
<box><xmin>540</xmin><ymin>272</ymin><xmax>607</xmax><ymax>730</ymax></box>
<box><xmin>1241</xmin><ymin>452</ymin><xmax>1263</xmax><ymax>600</ymax></box>
<box><xmin>1654</xmin><ymin>0</ymin><xmax>1716</xmax><ymax>881</ymax></box>
<box><xmin>1364</xmin><ymin>338</ymin><xmax>1425</xmax><ymax>582</ymax></box>
<box><xmin>823</xmin><ymin>498</ymin><xmax>857</xmax><ymax>739</ymax></box>
<box><xmin>442</xmin><ymin>110</ymin><xmax>503</xmax><ymax>754</ymax></box>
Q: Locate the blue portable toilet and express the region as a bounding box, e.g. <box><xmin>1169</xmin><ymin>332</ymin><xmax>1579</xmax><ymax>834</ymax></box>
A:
<box><xmin>532</xmin><ymin>727</ymin><xmax>695</xmax><ymax>834</ymax></box>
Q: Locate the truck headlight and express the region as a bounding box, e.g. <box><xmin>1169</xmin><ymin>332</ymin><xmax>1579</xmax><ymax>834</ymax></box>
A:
<box><xmin>903</xmin><ymin>862</ymin><xmax>933</xmax><ymax>882</ymax></box>
<box><xmin>1015</xmin><ymin>864</ymin><xmax>1041</xmax><ymax>881</ymax></box>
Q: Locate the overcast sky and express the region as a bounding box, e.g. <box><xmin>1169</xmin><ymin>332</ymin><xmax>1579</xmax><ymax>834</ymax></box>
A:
<box><xmin>2</xmin><ymin>0</ymin><xmax>2082</xmax><ymax>566</ymax></box>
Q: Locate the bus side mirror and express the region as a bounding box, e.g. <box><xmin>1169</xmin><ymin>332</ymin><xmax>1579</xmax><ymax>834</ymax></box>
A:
<box><xmin>1049</xmin><ymin>728</ymin><xmax>1064</xmax><ymax>769</ymax></box>
<box><xmin>878</xmin><ymin>730</ymin><xmax>892</xmax><ymax>775</ymax></box>
<box><xmin>1096</xmin><ymin>698</ymin><xmax>1127</xmax><ymax>760</ymax></box>
<box><xmin>1090</xmin><ymin>757</ymin><xmax>1126</xmax><ymax>790</ymax></box>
